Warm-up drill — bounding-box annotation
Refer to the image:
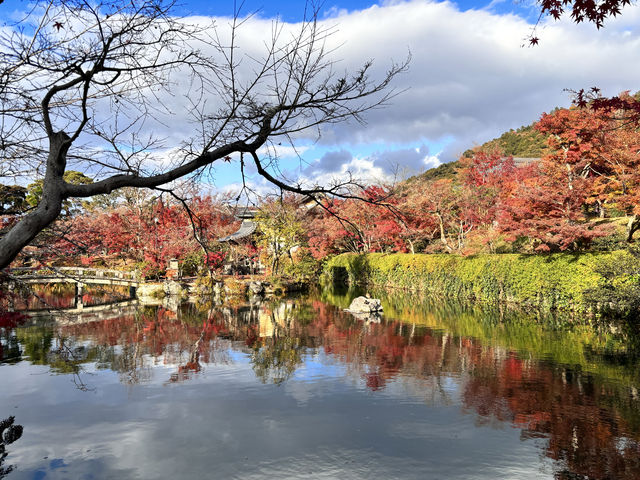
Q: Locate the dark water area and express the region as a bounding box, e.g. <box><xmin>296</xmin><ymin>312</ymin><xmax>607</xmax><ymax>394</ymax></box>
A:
<box><xmin>2</xmin><ymin>283</ymin><xmax>132</xmax><ymax>311</ymax></box>
<box><xmin>1</xmin><ymin>287</ymin><xmax>640</xmax><ymax>479</ymax></box>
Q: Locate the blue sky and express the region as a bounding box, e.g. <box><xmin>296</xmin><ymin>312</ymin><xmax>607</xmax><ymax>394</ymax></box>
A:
<box><xmin>0</xmin><ymin>0</ymin><xmax>537</xmax><ymax>18</ymax></box>
<box><xmin>190</xmin><ymin>0</ymin><xmax>640</xmax><ymax>195</ymax></box>
<box><xmin>172</xmin><ymin>0</ymin><xmax>541</xmax><ymax>22</ymax></box>
<box><xmin>2</xmin><ymin>0</ymin><xmax>639</xmax><ymax>195</ymax></box>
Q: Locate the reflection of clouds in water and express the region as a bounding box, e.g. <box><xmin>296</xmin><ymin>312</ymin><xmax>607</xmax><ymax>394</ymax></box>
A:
<box><xmin>379</xmin><ymin>375</ymin><xmax>462</xmax><ymax>408</ymax></box>
<box><xmin>241</xmin><ymin>449</ymin><xmax>389</xmax><ymax>480</ymax></box>
<box><xmin>285</xmin><ymin>380</ymin><xmax>312</xmax><ymax>406</ymax></box>
<box><xmin>237</xmin><ymin>444</ymin><xmax>546</xmax><ymax>480</ymax></box>
<box><xmin>9</xmin><ymin>457</ymin><xmax>138</xmax><ymax>480</ymax></box>
<box><xmin>5</xmin><ymin>296</ymin><xmax>638</xmax><ymax>479</ymax></box>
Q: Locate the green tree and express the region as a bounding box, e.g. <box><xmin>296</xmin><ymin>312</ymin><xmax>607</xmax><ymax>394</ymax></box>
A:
<box><xmin>0</xmin><ymin>185</ymin><xmax>28</xmax><ymax>215</ymax></box>
<box><xmin>255</xmin><ymin>199</ymin><xmax>305</xmax><ymax>276</ymax></box>
<box><xmin>26</xmin><ymin>171</ymin><xmax>93</xmax><ymax>216</ymax></box>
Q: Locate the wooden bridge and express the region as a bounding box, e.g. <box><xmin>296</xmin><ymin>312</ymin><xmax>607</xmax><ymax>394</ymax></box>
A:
<box><xmin>4</xmin><ymin>267</ymin><xmax>140</xmax><ymax>311</ymax></box>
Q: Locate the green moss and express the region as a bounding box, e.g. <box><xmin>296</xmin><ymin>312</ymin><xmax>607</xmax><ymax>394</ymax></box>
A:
<box><xmin>149</xmin><ymin>287</ymin><xmax>166</xmax><ymax>299</ymax></box>
<box><xmin>323</xmin><ymin>251</ymin><xmax>640</xmax><ymax>314</ymax></box>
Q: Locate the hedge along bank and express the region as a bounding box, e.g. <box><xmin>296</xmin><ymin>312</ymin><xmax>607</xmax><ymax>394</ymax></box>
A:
<box><xmin>323</xmin><ymin>251</ymin><xmax>640</xmax><ymax>312</ymax></box>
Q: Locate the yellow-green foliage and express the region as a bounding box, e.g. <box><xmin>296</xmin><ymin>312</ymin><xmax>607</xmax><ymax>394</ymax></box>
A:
<box><xmin>224</xmin><ymin>278</ymin><xmax>249</xmax><ymax>297</ymax></box>
<box><xmin>319</xmin><ymin>285</ymin><xmax>640</xmax><ymax>387</ymax></box>
<box><xmin>324</xmin><ymin>251</ymin><xmax>637</xmax><ymax>311</ymax></box>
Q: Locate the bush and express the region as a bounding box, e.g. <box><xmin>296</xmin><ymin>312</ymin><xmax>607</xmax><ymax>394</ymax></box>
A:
<box><xmin>180</xmin><ymin>251</ymin><xmax>203</xmax><ymax>277</ymax></box>
<box><xmin>323</xmin><ymin>251</ymin><xmax>640</xmax><ymax>313</ymax></box>
<box><xmin>281</xmin><ymin>248</ymin><xmax>320</xmax><ymax>282</ymax></box>
<box><xmin>583</xmin><ymin>247</ymin><xmax>640</xmax><ymax>317</ymax></box>
<box><xmin>135</xmin><ymin>260</ymin><xmax>165</xmax><ymax>280</ymax></box>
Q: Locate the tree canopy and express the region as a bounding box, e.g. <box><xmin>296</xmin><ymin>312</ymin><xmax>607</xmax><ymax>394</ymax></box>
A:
<box><xmin>0</xmin><ymin>0</ymin><xmax>407</xmax><ymax>269</ymax></box>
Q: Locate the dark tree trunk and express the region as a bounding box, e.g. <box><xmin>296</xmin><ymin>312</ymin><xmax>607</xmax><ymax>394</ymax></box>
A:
<box><xmin>627</xmin><ymin>214</ymin><xmax>640</xmax><ymax>242</ymax></box>
<box><xmin>0</xmin><ymin>132</ymin><xmax>69</xmax><ymax>270</ymax></box>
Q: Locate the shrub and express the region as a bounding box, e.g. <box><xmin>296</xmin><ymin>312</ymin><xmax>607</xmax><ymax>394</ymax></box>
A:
<box><xmin>180</xmin><ymin>251</ymin><xmax>203</xmax><ymax>277</ymax></box>
<box><xmin>135</xmin><ymin>260</ymin><xmax>165</xmax><ymax>280</ymax></box>
<box><xmin>323</xmin><ymin>251</ymin><xmax>640</xmax><ymax>313</ymax></box>
<box><xmin>281</xmin><ymin>248</ymin><xmax>320</xmax><ymax>282</ymax></box>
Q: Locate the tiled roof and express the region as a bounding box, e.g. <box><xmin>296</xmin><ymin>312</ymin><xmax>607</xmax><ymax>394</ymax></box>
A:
<box><xmin>218</xmin><ymin>220</ymin><xmax>257</xmax><ymax>242</ymax></box>
<box><xmin>512</xmin><ymin>157</ymin><xmax>540</xmax><ymax>166</ymax></box>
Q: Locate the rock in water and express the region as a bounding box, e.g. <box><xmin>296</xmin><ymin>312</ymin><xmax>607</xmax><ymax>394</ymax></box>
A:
<box><xmin>163</xmin><ymin>280</ymin><xmax>189</xmax><ymax>297</ymax></box>
<box><xmin>248</xmin><ymin>281</ymin><xmax>265</xmax><ymax>295</ymax></box>
<box><xmin>347</xmin><ymin>296</ymin><xmax>383</xmax><ymax>313</ymax></box>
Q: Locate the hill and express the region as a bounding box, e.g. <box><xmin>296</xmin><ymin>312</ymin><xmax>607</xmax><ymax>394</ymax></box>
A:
<box><xmin>407</xmin><ymin>121</ymin><xmax>549</xmax><ymax>185</ymax></box>
<box><xmin>476</xmin><ymin>124</ymin><xmax>549</xmax><ymax>158</ymax></box>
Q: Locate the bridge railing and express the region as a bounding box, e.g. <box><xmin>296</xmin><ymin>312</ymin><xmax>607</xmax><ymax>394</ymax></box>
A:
<box><xmin>6</xmin><ymin>266</ymin><xmax>138</xmax><ymax>282</ymax></box>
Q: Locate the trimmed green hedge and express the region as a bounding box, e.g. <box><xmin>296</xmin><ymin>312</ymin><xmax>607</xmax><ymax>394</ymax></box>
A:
<box><xmin>323</xmin><ymin>251</ymin><xmax>638</xmax><ymax>312</ymax></box>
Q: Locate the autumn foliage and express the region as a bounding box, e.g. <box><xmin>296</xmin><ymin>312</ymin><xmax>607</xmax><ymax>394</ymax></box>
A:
<box><xmin>305</xmin><ymin>97</ymin><xmax>640</xmax><ymax>256</ymax></box>
<box><xmin>7</xmin><ymin>95</ymin><xmax>640</xmax><ymax>272</ymax></box>
<box><xmin>43</xmin><ymin>192</ymin><xmax>238</xmax><ymax>277</ymax></box>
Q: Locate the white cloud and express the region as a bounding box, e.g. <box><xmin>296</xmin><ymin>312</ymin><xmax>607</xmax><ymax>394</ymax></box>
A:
<box><xmin>307</xmin><ymin>1</ymin><xmax>640</xmax><ymax>160</ymax></box>
<box><xmin>258</xmin><ymin>143</ymin><xmax>312</xmax><ymax>160</ymax></box>
<box><xmin>217</xmin><ymin>179</ymin><xmax>276</xmax><ymax>202</ymax></box>
<box><xmin>300</xmin><ymin>144</ymin><xmax>440</xmax><ymax>187</ymax></box>
<box><xmin>185</xmin><ymin>0</ymin><xmax>640</xmax><ymax>172</ymax></box>
<box><xmin>6</xmin><ymin>0</ymin><xmax>640</xmax><ymax>188</ymax></box>
<box><xmin>298</xmin><ymin>153</ymin><xmax>404</xmax><ymax>188</ymax></box>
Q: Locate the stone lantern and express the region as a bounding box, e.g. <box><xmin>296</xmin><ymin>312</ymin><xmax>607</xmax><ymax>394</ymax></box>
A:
<box><xmin>166</xmin><ymin>258</ymin><xmax>180</xmax><ymax>279</ymax></box>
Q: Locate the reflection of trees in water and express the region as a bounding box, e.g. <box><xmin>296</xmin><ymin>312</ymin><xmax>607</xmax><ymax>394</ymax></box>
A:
<box><xmin>16</xmin><ymin>324</ymin><xmax>97</xmax><ymax>390</ymax></box>
<box><xmin>51</xmin><ymin>307</ymin><xmax>239</xmax><ymax>385</ymax></box>
<box><xmin>8</xmin><ymin>295</ymin><xmax>640</xmax><ymax>479</ymax></box>
<box><xmin>250</xmin><ymin>297</ymin><xmax>640</xmax><ymax>480</ymax></box>
<box><xmin>1</xmin><ymin>279</ymin><xmax>133</xmax><ymax>316</ymax></box>
<box><xmin>249</xmin><ymin>301</ymin><xmax>305</xmax><ymax>385</ymax></box>
<box><xmin>251</xmin><ymin>335</ymin><xmax>303</xmax><ymax>385</ymax></box>
<box><xmin>326</xmin><ymin>288</ymin><xmax>640</xmax><ymax>480</ymax></box>
<box><xmin>0</xmin><ymin>312</ymin><xmax>28</xmax><ymax>363</ymax></box>
<box><xmin>0</xmin><ymin>416</ymin><xmax>23</xmax><ymax>479</ymax></box>
<box><xmin>300</xmin><ymin>300</ymin><xmax>468</xmax><ymax>396</ymax></box>
<box><xmin>463</xmin><ymin>350</ymin><xmax>640</xmax><ymax>480</ymax></box>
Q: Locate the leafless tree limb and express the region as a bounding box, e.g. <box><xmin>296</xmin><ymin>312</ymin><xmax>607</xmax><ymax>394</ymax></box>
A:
<box><xmin>0</xmin><ymin>0</ymin><xmax>408</xmax><ymax>269</ymax></box>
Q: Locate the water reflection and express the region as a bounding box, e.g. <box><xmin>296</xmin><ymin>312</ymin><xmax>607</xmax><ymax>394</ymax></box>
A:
<box><xmin>1</xmin><ymin>282</ymin><xmax>132</xmax><ymax>311</ymax></box>
<box><xmin>0</xmin><ymin>416</ymin><xmax>23</xmax><ymax>479</ymax></box>
<box><xmin>1</xmin><ymin>291</ymin><xmax>640</xmax><ymax>479</ymax></box>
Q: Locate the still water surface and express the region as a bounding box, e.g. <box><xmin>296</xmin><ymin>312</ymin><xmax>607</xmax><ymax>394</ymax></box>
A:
<box><xmin>1</xmin><ymin>287</ymin><xmax>639</xmax><ymax>479</ymax></box>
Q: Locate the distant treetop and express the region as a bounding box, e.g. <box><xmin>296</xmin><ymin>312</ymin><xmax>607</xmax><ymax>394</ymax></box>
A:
<box><xmin>476</xmin><ymin>124</ymin><xmax>550</xmax><ymax>158</ymax></box>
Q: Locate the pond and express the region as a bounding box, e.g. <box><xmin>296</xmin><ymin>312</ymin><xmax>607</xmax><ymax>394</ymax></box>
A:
<box><xmin>1</xmin><ymin>286</ymin><xmax>639</xmax><ymax>479</ymax></box>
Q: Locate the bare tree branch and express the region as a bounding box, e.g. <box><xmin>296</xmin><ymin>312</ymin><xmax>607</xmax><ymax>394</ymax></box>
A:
<box><xmin>0</xmin><ymin>0</ymin><xmax>407</xmax><ymax>269</ymax></box>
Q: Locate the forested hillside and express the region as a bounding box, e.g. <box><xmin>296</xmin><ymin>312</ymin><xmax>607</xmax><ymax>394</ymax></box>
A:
<box><xmin>408</xmin><ymin>119</ymin><xmax>550</xmax><ymax>186</ymax></box>
<box><xmin>472</xmin><ymin>123</ymin><xmax>550</xmax><ymax>157</ymax></box>
<box><xmin>4</xmin><ymin>94</ymin><xmax>640</xmax><ymax>278</ymax></box>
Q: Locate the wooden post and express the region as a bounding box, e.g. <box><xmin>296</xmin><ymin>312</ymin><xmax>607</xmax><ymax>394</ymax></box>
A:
<box><xmin>7</xmin><ymin>281</ymin><xmax>16</xmax><ymax>312</ymax></box>
<box><xmin>75</xmin><ymin>282</ymin><xmax>84</xmax><ymax>310</ymax></box>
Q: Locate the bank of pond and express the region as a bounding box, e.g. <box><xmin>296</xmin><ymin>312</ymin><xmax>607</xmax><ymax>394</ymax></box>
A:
<box><xmin>323</xmin><ymin>251</ymin><xmax>640</xmax><ymax>320</ymax></box>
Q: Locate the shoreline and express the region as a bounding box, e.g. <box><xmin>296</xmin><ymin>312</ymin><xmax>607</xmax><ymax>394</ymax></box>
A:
<box><xmin>322</xmin><ymin>251</ymin><xmax>640</xmax><ymax>318</ymax></box>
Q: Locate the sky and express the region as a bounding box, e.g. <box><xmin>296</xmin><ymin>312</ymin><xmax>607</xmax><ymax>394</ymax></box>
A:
<box><xmin>2</xmin><ymin>0</ymin><xmax>640</xmax><ymax>196</ymax></box>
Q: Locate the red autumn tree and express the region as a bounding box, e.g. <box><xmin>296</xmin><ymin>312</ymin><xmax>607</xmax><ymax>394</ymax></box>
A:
<box><xmin>51</xmin><ymin>195</ymin><xmax>237</xmax><ymax>276</ymax></box>
<box><xmin>308</xmin><ymin>186</ymin><xmax>406</xmax><ymax>258</ymax></box>
<box><xmin>536</xmin><ymin>99</ymin><xmax>640</xmax><ymax>240</ymax></box>
<box><xmin>494</xmin><ymin>109</ymin><xmax>613</xmax><ymax>251</ymax></box>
